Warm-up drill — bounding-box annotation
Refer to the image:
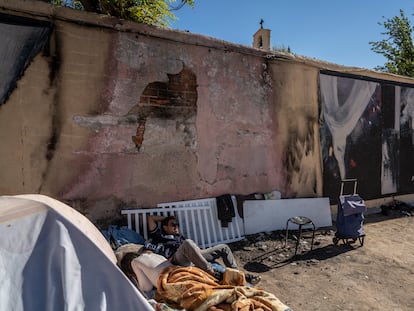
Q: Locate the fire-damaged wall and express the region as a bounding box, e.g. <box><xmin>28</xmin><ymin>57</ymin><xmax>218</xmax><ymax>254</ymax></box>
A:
<box><xmin>0</xmin><ymin>0</ymin><xmax>413</xmax><ymax>224</ymax></box>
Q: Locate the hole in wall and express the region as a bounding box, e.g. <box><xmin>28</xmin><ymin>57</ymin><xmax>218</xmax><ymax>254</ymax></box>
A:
<box><xmin>131</xmin><ymin>67</ymin><xmax>198</xmax><ymax>150</ymax></box>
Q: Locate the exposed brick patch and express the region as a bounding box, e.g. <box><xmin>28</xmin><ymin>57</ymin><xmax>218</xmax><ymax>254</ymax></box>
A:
<box><xmin>132</xmin><ymin>68</ymin><xmax>197</xmax><ymax>150</ymax></box>
<box><xmin>139</xmin><ymin>68</ymin><xmax>197</xmax><ymax>109</ymax></box>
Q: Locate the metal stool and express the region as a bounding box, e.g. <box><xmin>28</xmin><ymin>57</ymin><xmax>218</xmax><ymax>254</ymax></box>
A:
<box><xmin>285</xmin><ymin>216</ymin><xmax>316</xmax><ymax>255</ymax></box>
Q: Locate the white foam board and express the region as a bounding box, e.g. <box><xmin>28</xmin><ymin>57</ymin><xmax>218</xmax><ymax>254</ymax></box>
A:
<box><xmin>243</xmin><ymin>198</ymin><xmax>332</xmax><ymax>235</ymax></box>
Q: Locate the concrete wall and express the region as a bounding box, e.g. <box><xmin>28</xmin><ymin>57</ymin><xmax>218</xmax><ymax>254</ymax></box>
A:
<box><xmin>1</xmin><ymin>0</ymin><xmax>413</xmax><ymax>225</ymax></box>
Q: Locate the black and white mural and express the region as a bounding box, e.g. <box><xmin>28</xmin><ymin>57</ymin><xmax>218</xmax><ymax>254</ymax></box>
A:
<box><xmin>319</xmin><ymin>71</ymin><xmax>414</xmax><ymax>203</ymax></box>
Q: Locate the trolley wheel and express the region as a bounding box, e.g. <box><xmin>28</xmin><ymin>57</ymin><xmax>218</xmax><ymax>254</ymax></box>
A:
<box><xmin>358</xmin><ymin>236</ymin><xmax>365</xmax><ymax>246</ymax></box>
<box><xmin>333</xmin><ymin>237</ymin><xmax>339</xmax><ymax>245</ymax></box>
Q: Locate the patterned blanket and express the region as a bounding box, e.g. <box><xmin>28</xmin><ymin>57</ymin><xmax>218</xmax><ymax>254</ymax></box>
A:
<box><xmin>155</xmin><ymin>266</ymin><xmax>292</xmax><ymax>311</ymax></box>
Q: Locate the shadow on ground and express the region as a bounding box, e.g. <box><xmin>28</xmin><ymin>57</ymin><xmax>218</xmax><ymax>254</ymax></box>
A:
<box><xmin>243</xmin><ymin>242</ymin><xmax>361</xmax><ymax>273</ymax></box>
<box><xmin>238</xmin><ymin>207</ymin><xmax>414</xmax><ymax>273</ymax></box>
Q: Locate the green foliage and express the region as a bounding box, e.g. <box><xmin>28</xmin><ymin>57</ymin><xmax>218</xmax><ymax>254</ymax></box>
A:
<box><xmin>45</xmin><ymin>0</ymin><xmax>194</xmax><ymax>27</ymax></box>
<box><xmin>49</xmin><ymin>0</ymin><xmax>83</xmax><ymax>9</ymax></box>
<box><xmin>370</xmin><ymin>9</ymin><xmax>414</xmax><ymax>77</ymax></box>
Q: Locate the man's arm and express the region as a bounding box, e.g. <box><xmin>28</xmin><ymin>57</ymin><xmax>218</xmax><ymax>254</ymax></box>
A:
<box><xmin>147</xmin><ymin>214</ymin><xmax>166</xmax><ymax>232</ymax></box>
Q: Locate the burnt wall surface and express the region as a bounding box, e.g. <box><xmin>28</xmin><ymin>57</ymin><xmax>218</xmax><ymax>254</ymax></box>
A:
<box><xmin>1</xmin><ymin>0</ymin><xmax>413</xmax><ymax>224</ymax></box>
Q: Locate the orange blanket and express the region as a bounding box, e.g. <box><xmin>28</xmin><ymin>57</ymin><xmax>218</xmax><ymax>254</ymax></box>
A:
<box><xmin>155</xmin><ymin>266</ymin><xmax>292</xmax><ymax>311</ymax></box>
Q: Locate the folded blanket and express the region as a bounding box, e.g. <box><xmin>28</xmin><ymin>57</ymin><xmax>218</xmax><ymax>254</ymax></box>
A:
<box><xmin>156</xmin><ymin>266</ymin><xmax>291</xmax><ymax>311</ymax></box>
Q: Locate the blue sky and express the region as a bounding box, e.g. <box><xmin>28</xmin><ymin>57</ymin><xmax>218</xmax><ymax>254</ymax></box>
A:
<box><xmin>171</xmin><ymin>0</ymin><xmax>414</xmax><ymax>70</ymax></box>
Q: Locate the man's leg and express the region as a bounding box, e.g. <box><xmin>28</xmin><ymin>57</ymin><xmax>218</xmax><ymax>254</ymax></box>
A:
<box><xmin>200</xmin><ymin>243</ymin><xmax>238</xmax><ymax>268</ymax></box>
<box><xmin>131</xmin><ymin>253</ymin><xmax>172</xmax><ymax>291</ymax></box>
<box><xmin>131</xmin><ymin>253</ymin><xmax>167</xmax><ymax>292</ymax></box>
<box><xmin>201</xmin><ymin>244</ymin><xmax>262</xmax><ymax>285</ymax></box>
<box><xmin>172</xmin><ymin>239</ymin><xmax>215</xmax><ymax>274</ymax></box>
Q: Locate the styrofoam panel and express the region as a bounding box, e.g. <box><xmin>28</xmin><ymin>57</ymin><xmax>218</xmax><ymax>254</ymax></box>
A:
<box><xmin>243</xmin><ymin>198</ymin><xmax>332</xmax><ymax>235</ymax></box>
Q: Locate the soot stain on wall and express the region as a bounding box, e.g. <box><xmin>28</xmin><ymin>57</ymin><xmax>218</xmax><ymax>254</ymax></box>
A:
<box><xmin>39</xmin><ymin>32</ymin><xmax>62</xmax><ymax>192</ymax></box>
<box><xmin>284</xmin><ymin>114</ymin><xmax>316</xmax><ymax>189</ymax></box>
<box><xmin>46</xmin><ymin>29</ymin><xmax>61</xmax><ymax>86</ymax></box>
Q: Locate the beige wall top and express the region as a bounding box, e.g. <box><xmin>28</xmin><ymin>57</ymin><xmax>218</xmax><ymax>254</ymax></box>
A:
<box><xmin>253</xmin><ymin>28</ymin><xmax>271</xmax><ymax>50</ymax></box>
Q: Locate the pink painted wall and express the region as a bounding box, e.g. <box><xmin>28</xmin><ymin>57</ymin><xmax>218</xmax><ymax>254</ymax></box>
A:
<box><xmin>63</xmin><ymin>31</ymin><xmax>281</xmax><ymax>208</ymax></box>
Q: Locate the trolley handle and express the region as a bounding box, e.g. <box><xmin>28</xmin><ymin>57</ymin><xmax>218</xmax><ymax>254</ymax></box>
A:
<box><xmin>340</xmin><ymin>178</ymin><xmax>358</xmax><ymax>196</ymax></box>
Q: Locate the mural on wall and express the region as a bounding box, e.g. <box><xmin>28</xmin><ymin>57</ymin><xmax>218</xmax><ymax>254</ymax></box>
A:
<box><xmin>319</xmin><ymin>72</ymin><xmax>414</xmax><ymax>203</ymax></box>
<box><xmin>400</xmin><ymin>86</ymin><xmax>414</xmax><ymax>193</ymax></box>
<box><xmin>0</xmin><ymin>13</ymin><xmax>51</xmax><ymax>105</ymax></box>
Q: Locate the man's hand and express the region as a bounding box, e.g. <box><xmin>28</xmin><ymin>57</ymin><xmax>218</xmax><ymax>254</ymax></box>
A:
<box><xmin>147</xmin><ymin>214</ymin><xmax>166</xmax><ymax>232</ymax></box>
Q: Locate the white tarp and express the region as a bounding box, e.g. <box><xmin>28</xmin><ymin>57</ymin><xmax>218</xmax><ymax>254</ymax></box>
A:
<box><xmin>0</xmin><ymin>194</ymin><xmax>153</xmax><ymax>311</ymax></box>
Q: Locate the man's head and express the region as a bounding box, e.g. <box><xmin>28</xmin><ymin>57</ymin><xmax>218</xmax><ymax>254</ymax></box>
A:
<box><xmin>161</xmin><ymin>216</ymin><xmax>180</xmax><ymax>235</ymax></box>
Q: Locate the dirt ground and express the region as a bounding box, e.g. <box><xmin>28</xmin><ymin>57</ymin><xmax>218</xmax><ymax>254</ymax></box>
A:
<box><xmin>229</xmin><ymin>204</ymin><xmax>414</xmax><ymax>311</ymax></box>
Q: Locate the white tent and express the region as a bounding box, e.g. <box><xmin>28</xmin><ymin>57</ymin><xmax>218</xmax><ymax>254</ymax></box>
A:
<box><xmin>0</xmin><ymin>194</ymin><xmax>153</xmax><ymax>311</ymax></box>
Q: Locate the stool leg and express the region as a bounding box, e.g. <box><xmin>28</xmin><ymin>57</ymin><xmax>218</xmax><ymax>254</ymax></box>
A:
<box><xmin>310</xmin><ymin>222</ymin><xmax>316</xmax><ymax>251</ymax></box>
<box><xmin>285</xmin><ymin>220</ymin><xmax>290</xmax><ymax>247</ymax></box>
<box><xmin>295</xmin><ymin>224</ymin><xmax>303</xmax><ymax>256</ymax></box>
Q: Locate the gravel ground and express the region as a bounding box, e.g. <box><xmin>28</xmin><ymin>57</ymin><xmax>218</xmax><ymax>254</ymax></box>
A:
<box><xmin>228</xmin><ymin>203</ymin><xmax>414</xmax><ymax>311</ymax></box>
